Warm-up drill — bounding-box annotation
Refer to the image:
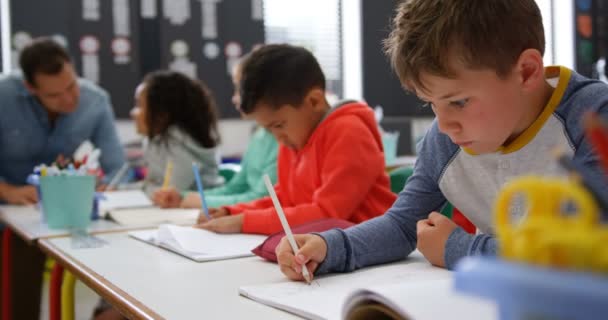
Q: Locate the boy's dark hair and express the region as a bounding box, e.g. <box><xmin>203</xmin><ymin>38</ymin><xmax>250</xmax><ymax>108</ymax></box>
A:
<box><xmin>19</xmin><ymin>37</ymin><xmax>72</xmax><ymax>86</ymax></box>
<box><xmin>384</xmin><ymin>0</ymin><xmax>545</xmax><ymax>92</ymax></box>
<box><xmin>239</xmin><ymin>44</ymin><xmax>325</xmax><ymax>114</ymax></box>
<box><xmin>143</xmin><ymin>71</ymin><xmax>220</xmax><ymax>148</ymax></box>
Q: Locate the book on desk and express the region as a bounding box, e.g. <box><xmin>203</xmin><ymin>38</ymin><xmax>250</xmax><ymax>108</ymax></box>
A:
<box><xmin>98</xmin><ymin>190</ymin><xmax>201</xmax><ymax>226</ymax></box>
<box><xmin>239</xmin><ymin>251</ymin><xmax>497</xmax><ymax>320</ymax></box>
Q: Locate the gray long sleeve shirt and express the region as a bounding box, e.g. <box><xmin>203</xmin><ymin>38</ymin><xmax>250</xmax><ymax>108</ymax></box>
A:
<box><xmin>142</xmin><ymin>126</ymin><xmax>224</xmax><ymax>196</ymax></box>
<box><xmin>317</xmin><ymin>66</ymin><xmax>608</xmax><ymax>273</ymax></box>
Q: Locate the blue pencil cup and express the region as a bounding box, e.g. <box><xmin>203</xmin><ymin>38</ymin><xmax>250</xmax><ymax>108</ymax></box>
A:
<box><xmin>39</xmin><ymin>175</ymin><xmax>95</xmax><ymax>229</ymax></box>
<box><xmin>455</xmin><ymin>257</ymin><xmax>608</xmax><ymax>320</ymax></box>
<box><xmin>382</xmin><ymin>132</ymin><xmax>400</xmax><ymax>165</ymax></box>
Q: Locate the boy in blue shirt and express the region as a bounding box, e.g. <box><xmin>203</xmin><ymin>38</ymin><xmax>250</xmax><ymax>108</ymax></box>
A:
<box><xmin>276</xmin><ymin>0</ymin><xmax>608</xmax><ymax>280</ymax></box>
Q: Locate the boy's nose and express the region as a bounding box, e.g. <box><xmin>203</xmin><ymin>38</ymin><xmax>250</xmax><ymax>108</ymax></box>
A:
<box><xmin>436</xmin><ymin>115</ymin><xmax>462</xmax><ymax>136</ymax></box>
<box><xmin>273</xmin><ymin>133</ymin><xmax>289</xmax><ymax>146</ymax></box>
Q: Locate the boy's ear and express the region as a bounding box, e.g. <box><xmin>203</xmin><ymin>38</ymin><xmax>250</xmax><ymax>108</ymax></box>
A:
<box><xmin>305</xmin><ymin>87</ymin><xmax>327</xmax><ymax>112</ymax></box>
<box><xmin>517</xmin><ymin>48</ymin><xmax>544</xmax><ymax>91</ymax></box>
<box><xmin>24</xmin><ymin>80</ymin><xmax>38</xmax><ymax>95</ymax></box>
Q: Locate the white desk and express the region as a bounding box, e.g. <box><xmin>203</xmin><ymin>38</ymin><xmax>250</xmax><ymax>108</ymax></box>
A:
<box><xmin>0</xmin><ymin>204</ymin><xmax>161</xmax><ymax>319</ymax></box>
<box><xmin>39</xmin><ymin>232</ymin><xmax>300</xmax><ymax>319</ymax></box>
<box><xmin>0</xmin><ymin>205</ymin><xmax>152</xmax><ymax>244</ymax></box>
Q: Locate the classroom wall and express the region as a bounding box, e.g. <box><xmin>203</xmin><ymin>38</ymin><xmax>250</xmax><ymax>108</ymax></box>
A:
<box><xmin>152</xmin><ymin>0</ymin><xmax>264</xmax><ymax>119</ymax></box>
<box><xmin>116</xmin><ymin>119</ymin><xmax>255</xmax><ymax>157</ymax></box>
<box><xmin>340</xmin><ymin>0</ymin><xmax>362</xmax><ymax>101</ymax></box>
<box><xmin>7</xmin><ymin>0</ymin><xmax>264</xmax><ymax>119</ymax></box>
<box><xmin>9</xmin><ymin>0</ymin><xmax>143</xmax><ymax>119</ymax></box>
<box><xmin>553</xmin><ymin>1</ymin><xmax>575</xmax><ymax>69</ymax></box>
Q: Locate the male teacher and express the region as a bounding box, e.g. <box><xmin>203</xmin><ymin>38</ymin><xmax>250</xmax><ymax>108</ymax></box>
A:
<box><xmin>0</xmin><ymin>37</ymin><xmax>125</xmax><ymax>319</ymax></box>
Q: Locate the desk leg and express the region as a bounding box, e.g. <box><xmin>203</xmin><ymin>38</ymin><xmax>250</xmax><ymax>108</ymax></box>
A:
<box><xmin>1</xmin><ymin>228</ymin><xmax>12</xmax><ymax>320</ymax></box>
<box><xmin>61</xmin><ymin>271</ymin><xmax>76</xmax><ymax>320</ymax></box>
<box><xmin>50</xmin><ymin>263</ymin><xmax>64</xmax><ymax>320</ymax></box>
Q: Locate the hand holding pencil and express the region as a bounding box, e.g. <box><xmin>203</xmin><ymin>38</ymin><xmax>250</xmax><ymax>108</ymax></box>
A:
<box><xmin>275</xmin><ymin>233</ymin><xmax>327</xmax><ymax>283</ymax></box>
<box><xmin>264</xmin><ymin>174</ymin><xmax>326</xmax><ymax>283</ymax></box>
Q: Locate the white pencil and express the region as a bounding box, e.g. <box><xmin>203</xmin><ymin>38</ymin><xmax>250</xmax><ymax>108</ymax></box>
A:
<box><xmin>106</xmin><ymin>163</ymin><xmax>130</xmax><ymax>190</ymax></box>
<box><xmin>263</xmin><ymin>174</ymin><xmax>312</xmax><ymax>284</ymax></box>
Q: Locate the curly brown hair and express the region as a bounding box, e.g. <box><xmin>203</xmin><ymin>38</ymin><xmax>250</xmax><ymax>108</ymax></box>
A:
<box><xmin>143</xmin><ymin>71</ymin><xmax>220</xmax><ymax>148</ymax></box>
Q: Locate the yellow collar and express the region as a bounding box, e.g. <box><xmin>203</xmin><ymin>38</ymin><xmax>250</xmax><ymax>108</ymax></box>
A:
<box><xmin>463</xmin><ymin>65</ymin><xmax>571</xmax><ymax>155</ymax></box>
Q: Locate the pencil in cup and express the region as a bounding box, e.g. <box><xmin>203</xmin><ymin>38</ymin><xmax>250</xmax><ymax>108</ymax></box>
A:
<box><xmin>262</xmin><ymin>174</ymin><xmax>312</xmax><ymax>284</ymax></box>
<box><xmin>162</xmin><ymin>159</ymin><xmax>173</xmax><ymax>189</ymax></box>
<box><xmin>192</xmin><ymin>162</ymin><xmax>211</xmax><ymax>220</ymax></box>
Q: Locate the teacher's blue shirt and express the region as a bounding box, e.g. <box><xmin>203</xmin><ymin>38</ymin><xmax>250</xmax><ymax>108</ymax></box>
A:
<box><xmin>0</xmin><ymin>73</ymin><xmax>125</xmax><ymax>185</ymax></box>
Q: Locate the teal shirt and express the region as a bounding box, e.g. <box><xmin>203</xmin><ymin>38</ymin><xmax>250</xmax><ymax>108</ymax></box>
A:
<box><xmin>204</xmin><ymin>128</ymin><xmax>278</xmax><ymax>207</ymax></box>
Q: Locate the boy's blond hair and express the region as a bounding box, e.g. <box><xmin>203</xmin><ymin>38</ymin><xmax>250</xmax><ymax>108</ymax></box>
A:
<box><xmin>384</xmin><ymin>0</ymin><xmax>545</xmax><ymax>92</ymax></box>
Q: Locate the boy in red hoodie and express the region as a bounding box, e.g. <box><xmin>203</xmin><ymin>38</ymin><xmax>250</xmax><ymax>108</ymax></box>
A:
<box><xmin>197</xmin><ymin>44</ymin><xmax>396</xmax><ymax>234</ymax></box>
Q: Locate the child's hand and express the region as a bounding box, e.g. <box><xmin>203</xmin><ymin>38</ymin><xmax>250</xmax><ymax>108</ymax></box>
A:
<box><xmin>180</xmin><ymin>192</ymin><xmax>202</xmax><ymax>208</ymax></box>
<box><xmin>276</xmin><ymin>234</ymin><xmax>327</xmax><ymax>282</ymax></box>
<box><xmin>416</xmin><ymin>212</ymin><xmax>458</xmax><ymax>268</ymax></box>
<box><xmin>152</xmin><ymin>188</ymin><xmax>182</xmax><ymax>208</ymax></box>
<box><xmin>196</xmin><ymin>214</ymin><xmax>243</xmax><ymax>233</ymax></box>
<box><xmin>196</xmin><ymin>207</ymin><xmax>229</xmax><ymax>223</ymax></box>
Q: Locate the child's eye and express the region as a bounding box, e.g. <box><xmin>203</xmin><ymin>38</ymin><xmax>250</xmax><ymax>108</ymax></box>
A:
<box><xmin>449</xmin><ymin>98</ymin><xmax>469</xmax><ymax>108</ymax></box>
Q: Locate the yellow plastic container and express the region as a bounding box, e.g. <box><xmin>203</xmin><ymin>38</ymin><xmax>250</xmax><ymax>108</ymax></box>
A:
<box><xmin>495</xmin><ymin>176</ymin><xmax>608</xmax><ymax>273</ymax></box>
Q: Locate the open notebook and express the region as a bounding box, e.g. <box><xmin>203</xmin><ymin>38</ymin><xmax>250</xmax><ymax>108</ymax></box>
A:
<box><xmin>98</xmin><ymin>190</ymin><xmax>154</xmax><ymax>217</ymax></box>
<box><xmin>129</xmin><ymin>224</ymin><xmax>266</xmax><ymax>262</ymax></box>
<box><xmin>97</xmin><ymin>190</ymin><xmax>200</xmax><ymax>226</ymax></box>
<box><xmin>239</xmin><ymin>252</ymin><xmax>497</xmax><ymax>320</ymax></box>
<box><xmin>106</xmin><ymin>207</ymin><xmax>200</xmax><ymax>226</ymax></box>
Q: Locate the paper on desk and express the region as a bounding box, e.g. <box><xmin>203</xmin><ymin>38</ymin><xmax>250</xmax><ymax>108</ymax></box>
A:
<box><xmin>108</xmin><ymin>207</ymin><xmax>199</xmax><ymax>226</ymax></box>
<box><xmin>130</xmin><ymin>225</ymin><xmax>266</xmax><ymax>262</ymax></box>
<box><xmin>239</xmin><ymin>252</ymin><xmax>496</xmax><ymax>320</ymax></box>
<box><xmin>98</xmin><ymin>190</ymin><xmax>153</xmax><ymax>216</ymax></box>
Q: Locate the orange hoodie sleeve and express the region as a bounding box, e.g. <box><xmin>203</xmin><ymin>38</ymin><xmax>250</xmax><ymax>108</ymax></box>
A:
<box><xmin>238</xmin><ymin>118</ymin><xmax>387</xmax><ymax>234</ymax></box>
<box><xmin>223</xmin><ymin>183</ymin><xmax>284</xmax><ymax>213</ymax></box>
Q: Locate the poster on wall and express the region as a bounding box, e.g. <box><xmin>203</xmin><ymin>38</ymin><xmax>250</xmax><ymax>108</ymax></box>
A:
<box><xmin>154</xmin><ymin>0</ymin><xmax>264</xmax><ymax>118</ymax></box>
<box><xmin>575</xmin><ymin>0</ymin><xmax>596</xmax><ymax>78</ymax></box>
<box><xmin>10</xmin><ymin>0</ymin><xmax>263</xmax><ymax>119</ymax></box>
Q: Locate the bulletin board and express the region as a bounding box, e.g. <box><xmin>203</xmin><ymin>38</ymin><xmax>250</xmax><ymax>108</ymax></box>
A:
<box><xmin>360</xmin><ymin>0</ymin><xmax>433</xmax><ymax>118</ymax></box>
<box><xmin>151</xmin><ymin>0</ymin><xmax>265</xmax><ymax>118</ymax></box>
<box><xmin>10</xmin><ymin>0</ymin><xmax>265</xmax><ymax>119</ymax></box>
<box><xmin>574</xmin><ymin>0</ymin><xmax>597</xmax><ymax>78</ymax></box>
